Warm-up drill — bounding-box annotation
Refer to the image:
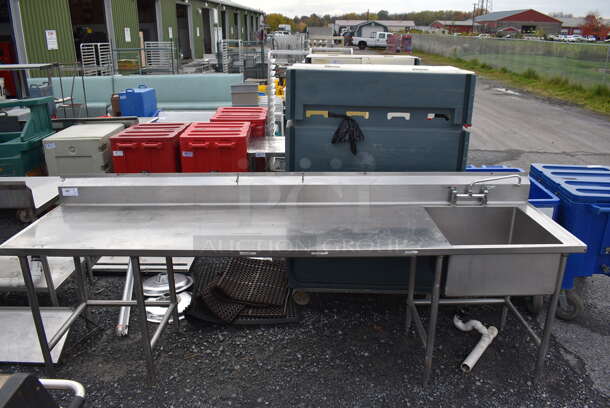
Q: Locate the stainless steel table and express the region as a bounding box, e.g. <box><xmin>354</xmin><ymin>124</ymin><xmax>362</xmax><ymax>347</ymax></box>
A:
<box><xmin>0</xmin><ymin>256</ymin><xmax>74</xmax><ymax>305</ymax></box>
<box><xmin>0</xmin><ymin>177</ymin><xmax>61</xmax><ymax>222</ymax></box>
<box><xmin>248</xmin><ymin>137</ymin><xmax>284</xmax><ymax>170</ymax></box>
<box><xmin>0</xmin><ymin>173</ymin><xmax>585</xmax><ymax>383</ymax></box>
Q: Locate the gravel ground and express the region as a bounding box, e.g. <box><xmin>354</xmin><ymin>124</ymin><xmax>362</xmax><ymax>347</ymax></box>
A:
<box><xmin>1</xmin><ymin>51</ymin><xmax>609</xmax><ymax>406</ymax></box>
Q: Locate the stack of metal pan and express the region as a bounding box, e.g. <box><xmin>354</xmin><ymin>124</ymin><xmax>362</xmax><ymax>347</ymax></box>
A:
<box><xmin>143</xmin><ymin>273</ymin><xmax>193</xmax><ymax>323</ymax></box>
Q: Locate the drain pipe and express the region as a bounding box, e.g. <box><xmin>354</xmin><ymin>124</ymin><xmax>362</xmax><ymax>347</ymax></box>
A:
<box><xmin>453</xmin><ymin>315</ymin><xmax>498</xmax><ymax>373</ymax></box>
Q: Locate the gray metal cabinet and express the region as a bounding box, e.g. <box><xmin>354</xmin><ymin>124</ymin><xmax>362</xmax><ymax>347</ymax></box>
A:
<box><xmin>43</xmin><ymin>124</ymin><xmax>124</xmax><ymax>176</ymax></box>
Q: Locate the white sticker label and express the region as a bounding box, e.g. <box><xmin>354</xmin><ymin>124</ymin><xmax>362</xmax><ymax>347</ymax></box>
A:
<box><xmin>124</xmin><ymin>27</ymin><xmax>131</xmax><ymax>43</ymax></box>
<box><xmin>44</xmin><ymin>143</ymin><xmax>56</xmax><ymax>149</ymax></box>
<box><xmin>45</xmin><ymin>30</ymin><xmax>58</xmax><ymax>50</ymax></box>
<box><xmin>182</xmin><ymin>151</ymin><xmax>193</xmax><ymax>157</ymax></box>
<box><xmin>61</xmin><ymin>187</ymin><xmax>79</xmax><ymax>197</ymax></box>
<box><xmin>196</xmin><ymin>27</ymin><xmax>200</xmax><ymax>37</ymax></box>
<box><xmin>255</xmin><ymin>152</ymin><xmax>265</xmax><ymax>158</ymax></box>
<box><xmin>113</xmin><ymin>150</ymin><xmax>124</xmax><ymax>157</ymax></box>
<box><xmin>168</xmin><ymin>26</ymin><xmax>173</xmax><ymax>39</ymax></box>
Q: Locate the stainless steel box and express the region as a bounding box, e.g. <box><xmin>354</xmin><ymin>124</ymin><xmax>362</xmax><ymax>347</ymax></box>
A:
<box><xmin>43</xmin><ymin>124</ymin><xmax>124</xmax><ymax>176</ymax></box>
<box><xmin>231</xmin><ymin>84</ymin><xmax>259</xmax><ymax>107</ymax></box>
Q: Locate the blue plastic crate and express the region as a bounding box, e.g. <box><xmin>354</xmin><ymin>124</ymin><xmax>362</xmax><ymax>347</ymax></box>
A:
<box><xmin>530</xmin><ymin>163</ymin><xmax>610</xmax><ymax>289</ymax></box>
<box><xmin>530</xmin><ymin>164</ymin><xmax>610</xmax><ymax>191</ymax></box>
<box><xmin>466</xmin><ymin>165</ymin><xmax>559</xmax><ymax>219</ymax></box>
<box><xmin>119</xmin><ymin>85</ymin><xmax>157</xmax><ymax>117</ymax></box>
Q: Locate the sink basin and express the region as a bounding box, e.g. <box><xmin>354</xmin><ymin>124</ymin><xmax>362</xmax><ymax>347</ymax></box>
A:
<box><xmin>425</xmin><ymin>206</ymin><xmax>561</xmax><ymax>246</ymax></box>
<box><xmin>425</xmin><ymin>206</ymin><xmax>563</xmax><ymax>297</ymax></box>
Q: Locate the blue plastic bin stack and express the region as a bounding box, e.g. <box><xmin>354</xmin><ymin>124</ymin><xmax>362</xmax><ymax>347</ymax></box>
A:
<box><xmin>119</xmin><ymin>85</ymin><xmax>158</xmax><ymax>117</ymax></box>
<box><xmin>530</xmin><ymin>164</ymin><xmax>610</xmax><ymax>290</ymax></box>
<box><xmin>466</xmin><ymin>165</ymin><xmax>560</xmax><ymax>219</ymax></box>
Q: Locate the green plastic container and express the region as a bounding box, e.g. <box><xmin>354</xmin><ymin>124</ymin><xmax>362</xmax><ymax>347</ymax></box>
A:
<box><xmin>0</xmin><ymin>97</ymin><xmax>55</xmax><ymax>176</ymax></box>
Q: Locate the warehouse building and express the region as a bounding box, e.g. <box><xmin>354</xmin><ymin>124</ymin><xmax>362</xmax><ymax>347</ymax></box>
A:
<box><xmin>1</xmin><ymin>0</ymin><xmax>263</xmax><ymax>66</ymax></box>
<box><xmin>474</xmin><ymin>9</ymin><xmax>562</xmax><ymax>35</ymax></box>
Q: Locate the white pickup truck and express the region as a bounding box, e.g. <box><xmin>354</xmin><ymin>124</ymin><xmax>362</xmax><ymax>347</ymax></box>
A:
<box><xmin>352</xmin><ymin>32</ymin><xmax>393</xmax><ymax>49</ymax></box>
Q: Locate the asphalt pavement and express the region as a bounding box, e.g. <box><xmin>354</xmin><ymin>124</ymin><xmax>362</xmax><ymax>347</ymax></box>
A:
<box><xmin>469</xmin><ymin>78</ymin><xmax>610</xmax><ymax>169</ymax></box>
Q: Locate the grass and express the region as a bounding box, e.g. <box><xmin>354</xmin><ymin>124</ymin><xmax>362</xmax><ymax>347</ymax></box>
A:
<box><xmin>465</xmin><ymin>53</ymin><xmax>610</xmax><ymax>87</ymax></box>
<box><xmin>411</xmin><ymin>49</ymin><xmax>610</xmax><ymax>115</ymax></box>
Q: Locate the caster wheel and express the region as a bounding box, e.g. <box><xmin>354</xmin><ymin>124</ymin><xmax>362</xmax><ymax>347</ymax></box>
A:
<box><xmin>526</xmin><ymin>295</ymin><xmax>544</xmax><ymax>315</ymax></box>
<box><xmin>292</xmin><ymin>291</ymin><xmax>311</xmax><ymax>306</ymax></box>
<box><xmin>16</xmin><ymin>209</ymin><xmax>35</xmax><ymax>223</ymax></box>
<box><xmin>556</xmin><ymin>289</ymin><xmax>583</xmax><ymax>321</ymax></box>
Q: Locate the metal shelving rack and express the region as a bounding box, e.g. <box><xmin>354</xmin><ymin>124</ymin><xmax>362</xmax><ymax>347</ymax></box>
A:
<box><xmin>80</xmin><ymin>43</ymin><xmax>113</xmax><ymax>76</ymax></box>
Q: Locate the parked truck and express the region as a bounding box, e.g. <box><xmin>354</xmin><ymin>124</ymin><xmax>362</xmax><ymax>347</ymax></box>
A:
<box><xmin>353</xmin><ymin>32</ymin><xmax>393</xmax><ymax>49</ymax></box>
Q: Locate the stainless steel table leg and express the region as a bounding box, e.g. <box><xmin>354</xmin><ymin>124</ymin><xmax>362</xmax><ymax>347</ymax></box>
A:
<box><xmin>424</xmin><ymin>255</ymin><xmax>443</xmax><ymax>385</ymax></box>
<box><xmin>405</xmin><ymin>257</ymin><xmax>416</xmax><ymax>333</ymax></box>
<box><xmin>500</xmin><ymin>297</ymin><xmax>509</xmax><ymax>331</ymax></box>
<box><xmin>85</xmin><ymin>256</ymin><xmax>95</xmax><ymax>282</ymax></box>
<box><xmin>130</xmin><ymin>256</ymin><xmax>156</xmax><ymax>381</ymax></box>
<box><xmin>535</xmin><ymin>254</ymin><xmax>568</xmax><ymax>379</ymax></box>
<box><xmin>116</xmin><ymin>259</ymin><xmax>134</xmax><ymax>336</ymax></box>
<box><xmin>40</xmin><ymin>256</ymin><xmax>59</xmax><ymax>307</ymax></box>
<box><xmin>73</xmin><ymin>257</ymin><xmax>91</xmax><ymax>325</ymax></box>
<box><xmin>165</xmin><ymin>257</ymin><xmax>181</xmax><ymax>332</ymax></box>
<box><xmin>18</xmin><ymin>256</ymin><xmax>55</xmax><ymax>376</ymax></box>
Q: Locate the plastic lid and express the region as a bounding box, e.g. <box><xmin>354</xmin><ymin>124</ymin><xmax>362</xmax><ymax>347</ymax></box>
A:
<box><xmin>46</xmin><ymin>124</ymin><xmax>125</xmax><ymax>141</ymax></box>
<box><xmin>289</xmin><ymin>63</ymin><xmax>474</xmax><ymax>75</ymax></box>
<box><xmin>146</xmin><ymin>292</ymin><xmax>192</xmax><ymax>323</ymax></box>
<box><xmin>530</xmin><ymin>163</ymin><xmax>610</xmax><ymax>203</ymax></box>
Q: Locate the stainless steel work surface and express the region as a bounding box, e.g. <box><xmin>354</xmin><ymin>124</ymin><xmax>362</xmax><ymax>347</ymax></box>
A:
<box><xmin>0</xmin><ymin>177</ymin><xmax>61</xmax><ymax>210</ymax></box>
<box><xmin>0</xmin><ymin>307</ymin><xmax>71</xmax><ymax>363</ymax></box>
<box><xmin>0</xmin><ymin>257</ymin><xmax>74</xmax><ymax>291</ymax></box>
<box><xmin>0</xmin><ymin>173</ymin><xmax>586</xmax><ymax>256</ymax></box>
<box><xmin>248</xmin><ymin>137</ymin><xmax>285</xmax><ymax>156</ymax></box>
<box><xmin>0</xmin><ymin>204</ymin><xmax>451</xmax><ymax>256</ymax></box>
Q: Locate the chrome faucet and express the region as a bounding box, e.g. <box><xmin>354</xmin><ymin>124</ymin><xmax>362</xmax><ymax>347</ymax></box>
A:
<box><xmin>451</xmin><ymin>174</ymin><xmax>522</xmax><ymax>205</ymax></box>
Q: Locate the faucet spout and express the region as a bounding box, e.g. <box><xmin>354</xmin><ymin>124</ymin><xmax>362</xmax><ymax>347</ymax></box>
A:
<box><xmin>470</xmin><ymin>174</ymin><xmax>522</xmax><ymax>188</ymax></box>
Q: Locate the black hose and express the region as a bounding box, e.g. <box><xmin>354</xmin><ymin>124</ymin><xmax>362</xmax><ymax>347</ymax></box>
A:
<box><xmin>328</xmin><ymin>112</ymin><xmax>365</xmax><ymax>156</ymax></box>
<box><xmin>68</xmin><ymin>395</ymin><xmax>86</xmax><ymax>408</ymax></box>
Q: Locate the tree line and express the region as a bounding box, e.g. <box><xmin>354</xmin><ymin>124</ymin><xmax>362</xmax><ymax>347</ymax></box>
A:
<box><xmin>265</xmin><ymin>10</ymin><xmax>478</xmax><ymax>32</ymax></box>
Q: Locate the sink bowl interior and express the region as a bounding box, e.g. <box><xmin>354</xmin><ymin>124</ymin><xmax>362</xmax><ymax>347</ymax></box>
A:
<box><xmin>425</xmin><ymin>207</ymin><xmax>561</xmax><ymax>245</ymax></box>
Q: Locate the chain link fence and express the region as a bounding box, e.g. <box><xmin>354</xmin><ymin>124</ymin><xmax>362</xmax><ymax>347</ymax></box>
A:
<box><xmin>412</xmin><ymin>34</ymin><xmax>610</xmax><ymax>89</ymax></box>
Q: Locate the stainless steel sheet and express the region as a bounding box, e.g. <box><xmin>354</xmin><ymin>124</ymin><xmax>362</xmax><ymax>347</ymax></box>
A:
<box><xmin>0</xmin><ymin>204</ymin><xmax>450</xmax><ymax>257</ymax></box>
<box><xmin>248</xmin><ymin>137</ymin><xmax>285</xmax><ymax>156</ymax></box>
<box><xmin>0</xmin><ymin>307</ymin><xmax>72</xmax><ymax>363</ymax></box>
<box><xmin>0</xmin><ymin>177</ymin><xmax>60</xmax><ymax>210</ymax></box>
<box><xmin>0</xmin><ymin>257</ymin><xmax>74</xmax><ymax>291</ymax></box>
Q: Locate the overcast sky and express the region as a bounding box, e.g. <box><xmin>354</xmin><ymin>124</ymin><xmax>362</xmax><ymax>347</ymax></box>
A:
<box><xmin>237</xmin><ymin>1</ymin><xmax>609</xmax><ymax>18</ymax></box>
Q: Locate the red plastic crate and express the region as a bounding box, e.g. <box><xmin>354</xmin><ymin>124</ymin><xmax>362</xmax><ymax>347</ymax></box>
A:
<box><xmin>180</xmin><ymin>122</ymin><xmax>251</xmax><ymax>172</ymax></box>
<box><xmin>110</xmin><ymin>123</ymin><xmax>188</xmax><ymax>173</ymax></box>
<box><xmin>210</xmin><ymin>107</ymin><xmax>267</xmax><ymax>138</ymax></box>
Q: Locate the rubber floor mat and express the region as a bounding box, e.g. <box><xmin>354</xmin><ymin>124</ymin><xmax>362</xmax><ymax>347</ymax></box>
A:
<box><xmin>186</xmin><ymin>257</ymin><xmax>299</xmax><ymax>325</ymax></box>
<box><xmin>215</xmin><ymin>258</ymin><xmax>288</xmax><ymax>306</ymax></box>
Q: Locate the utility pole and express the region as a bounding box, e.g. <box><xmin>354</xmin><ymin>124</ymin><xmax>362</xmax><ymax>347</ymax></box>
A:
<box><xmin>472</xmin><ymin>3</ymin><xmax>477</xmax><ymax>34</ymax></box>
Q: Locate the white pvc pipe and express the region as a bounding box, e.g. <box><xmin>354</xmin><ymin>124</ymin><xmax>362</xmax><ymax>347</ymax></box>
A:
<box><xmin>39</xmin><ymin>378</ymin><xmax>86</xmax><ymax>398</ymax></box>
<box><xmin>453</xmin><ymin>315</ymin><xmax>499</xmax><ymax>373</ymax></box>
